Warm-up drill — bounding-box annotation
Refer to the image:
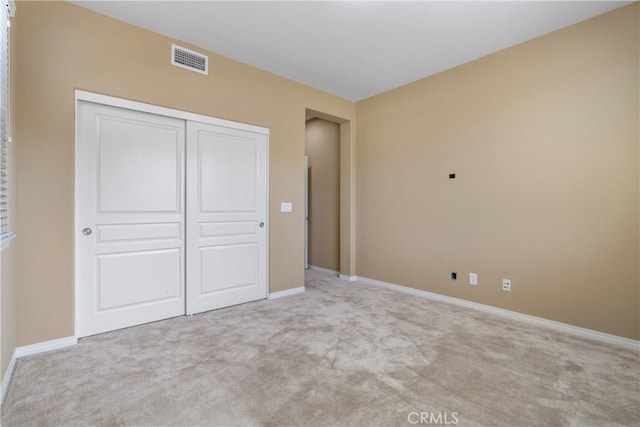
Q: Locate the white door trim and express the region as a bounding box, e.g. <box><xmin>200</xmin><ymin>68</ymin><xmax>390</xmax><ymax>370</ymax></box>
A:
<box><xmin>75</xmin><ymin>90</ymin><xmax>269</xmax><ymax>135</ymax></box>
<box><xmin>74</xmin><ymin>90</ymin><xmax>269</xmax><ymax>337</ymax></box>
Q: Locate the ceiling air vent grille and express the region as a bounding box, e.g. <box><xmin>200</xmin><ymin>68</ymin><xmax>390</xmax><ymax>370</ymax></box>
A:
<box><xmin>171</xmin><ymin>44</ymin><xmax>208</xmax><ymax>75</ymax></box>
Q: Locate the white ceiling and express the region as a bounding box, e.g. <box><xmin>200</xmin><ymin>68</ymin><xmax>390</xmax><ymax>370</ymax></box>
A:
<box><xmin>70</xmin><ymin>1</ymin><xmax>632</xmax><ymax>101</ymax></box>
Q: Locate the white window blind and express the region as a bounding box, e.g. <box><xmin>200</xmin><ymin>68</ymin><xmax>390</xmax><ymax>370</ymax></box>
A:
<box><xmin>0</xmin><ymin>0</ymin><xmax>13</xmax><ymax>247</ymax></box>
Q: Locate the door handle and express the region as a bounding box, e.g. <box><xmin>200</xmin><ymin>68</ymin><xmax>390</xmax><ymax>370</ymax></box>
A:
<box><xmin>82</xmin><ymin>227</ymin><xmax>92</xmax><ymax>236</ymax></box>
<box><xmin>259</xmin><ymin>222</ymin><xmax>265</xmax><ymax>228</ymax></box>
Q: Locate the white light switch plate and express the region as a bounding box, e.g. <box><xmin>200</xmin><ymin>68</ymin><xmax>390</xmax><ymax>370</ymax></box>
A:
<box><xmin>280</xmin><ymin>202</ymin><xmax>292</xmax><ymax>213</ymax></box>
<box><xmin>469</xmin><ymin>273</ymin><xmax>477</xmax><ymax>286</ymax></box>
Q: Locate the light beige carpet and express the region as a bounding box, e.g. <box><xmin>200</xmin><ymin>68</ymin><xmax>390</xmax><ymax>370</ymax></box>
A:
<box><xmin>2</xmin><ymin>270</ymin><xmax>639</xmax><ymax>426</ymax></box>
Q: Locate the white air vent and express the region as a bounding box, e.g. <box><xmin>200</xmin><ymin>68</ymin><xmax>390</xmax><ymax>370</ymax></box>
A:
<box><xmin>171</xmin><ymin>44</ymin><xmax>208</xmax><ymax>75</ymax></box>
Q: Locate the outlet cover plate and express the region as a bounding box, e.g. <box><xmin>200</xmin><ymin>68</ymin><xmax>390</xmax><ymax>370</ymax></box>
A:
<box><xmin>469</xmin><ymin>273</ymin><xmax>477</xmax><ymax>286</ymax></box>
<box><xmin>502</xmin><ymin>279</ymin><xmax>511</xmax><ymax>292</ymax></box>
<box><xmin>280</xmin><ymin>202</ymin><xmax>292</xmax><ymax>213</ymax></box>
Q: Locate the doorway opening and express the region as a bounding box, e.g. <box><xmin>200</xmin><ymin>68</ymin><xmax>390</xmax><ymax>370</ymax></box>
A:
<box><xmin>304</xmin><ymin>109</ymin><xmax>355</xmax><ymax>280</ymax></box>
<box><xmin>305</xmin><ymin>118</ymin><xmax>340</xmax><ymax>273</ymax></box>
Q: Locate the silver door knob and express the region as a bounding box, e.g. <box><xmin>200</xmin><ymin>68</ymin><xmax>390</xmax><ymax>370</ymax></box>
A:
<box><xmin>82</xmin><ymin>227</ymin><xmax>92</xmax><ymax>236</ymax></box>
<box><xmin>259</xmin><ymin>222</ymin><xmax>265</xmax><ymax>228</ymax></box>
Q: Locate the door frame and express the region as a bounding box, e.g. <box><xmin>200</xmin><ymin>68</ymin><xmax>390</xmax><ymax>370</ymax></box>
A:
<box><xmin>74</xmin><ymin>90</ymin><xmax>269</xmax><ymax>336</ymax></box>
<box><xmin>304</xmin><ymin>109</ymin><xmax>356</xmax><ymax>280</ymax></box>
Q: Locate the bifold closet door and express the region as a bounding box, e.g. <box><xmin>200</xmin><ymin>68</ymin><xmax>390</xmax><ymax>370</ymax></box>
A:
<box><xmin>76</xmin><ymin>102</ymin><xmax>186</xmax><ymax>337</ymax></box>
<box><xmin>186</xmin><ymin>121</ymin><xmax>267</xmax><ymax>315</ymax></box>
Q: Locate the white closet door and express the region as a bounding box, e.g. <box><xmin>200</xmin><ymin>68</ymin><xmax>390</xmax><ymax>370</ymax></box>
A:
<box><xmin>76</xmin><ymin>102</ymin><xmax>186</xmax><ymax>337</ymax></box>
<box><xmin>186</xmin><ymin>121</ymin><xmax>267</xmax><ymax>314</ymax></box>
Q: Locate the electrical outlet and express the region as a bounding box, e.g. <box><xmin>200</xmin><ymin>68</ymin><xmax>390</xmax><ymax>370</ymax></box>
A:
<box><xmin>502</xmin><ymin>279</ymin><xmax>511</xmax><ymax>292</ymax></box>
<box><xmin>469</xmin><ymin>273</ymin><xmax>477</xmax><ymax>286</ymax></box>
<box><xmin>450</xmin><ymin>272</ymin><xmax>457</xmax><ymax>281</ymax></box>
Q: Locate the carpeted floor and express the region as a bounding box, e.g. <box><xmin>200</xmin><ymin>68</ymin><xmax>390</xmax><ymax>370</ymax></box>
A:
<box><xmin>2</xmin><ymin>270</ymin><xmax>639</xmax><ymax>426</ymax></box>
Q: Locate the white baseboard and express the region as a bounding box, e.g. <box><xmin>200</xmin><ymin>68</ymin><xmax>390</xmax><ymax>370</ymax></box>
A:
<box><xmin>0</xmin><ymin>350</ymin><xmax>17</xmax><ymax>405</ymax></box>
<box><xmin>308</xmin><ymin>265</ymin><xmax>339</xmax><ymax>276</ymax></box>
<box><xmin>308</xmin><ymin>266</ymin><xmax>357</xmax><ymax>281</ymax></box>
<box><xmin>1</xmin><ymin>335</ymin><xmax>77</xmax><ymax>406</ymax></box>
<box><xmin>357</xmin><ymin>275</ymin><xmax>640</xmax><ymax>351</ymax></box>
<box><xmin>14</xmin><ymin>336</ymin><xmax>77</xmax><ymax>358</ymax></box>
<box><xmin>268</xmin><ymin>286</ymin><xmax>305</xmax><ymax>300</ymax></box>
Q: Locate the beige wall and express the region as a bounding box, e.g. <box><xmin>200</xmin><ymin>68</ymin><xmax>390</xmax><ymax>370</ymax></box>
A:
<box><xmin>1</xmin><ymin>244</ymin><xmax>16</xmax><ymax>379</ymax></box>
<box><xmin>1</xmin><ymin>11</ymin><xmax>18</xmax><ymax>381</ymax></box>
<box><xmin>7</xmin><ymin>1</ymin><xmax>639</xmax><ymax>354</ymax></box>
<box><xmin>305</xmin><ymin>119</ymin><xmax>340</xmax><ymax>271</ymax></box>
<box><xmin>356</xmin><ymin>4</ymin><xmax>640</xmax><ymax>339</ymax></box>
<box><xmin>14</xmin><ymin>1</ymin><xmax>355</xmax><ymax>346</ymax></box>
